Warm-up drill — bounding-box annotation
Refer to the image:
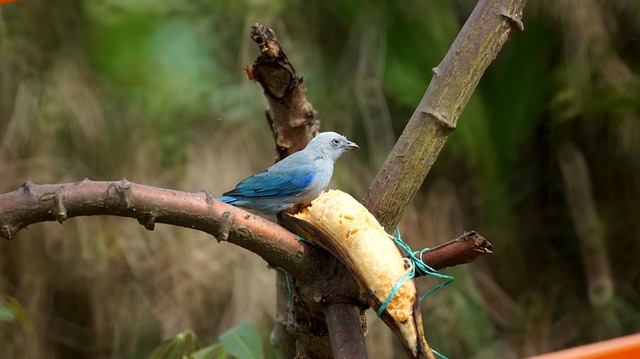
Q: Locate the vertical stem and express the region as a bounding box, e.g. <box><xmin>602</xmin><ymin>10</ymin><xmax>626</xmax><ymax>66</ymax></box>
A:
<box><xmin>323</xmin><ymin>303</ymin><xmax>367</xmax><ymax>359</ymax></box>
<box><xmin>558</xmin><ymin>143</ymin><xmax>619</xmax><ymax>336</ymax></box>
<box><xmin>362</xmin><ymin>0</ymin><xmax>528</xmax><ymax>230</ymax></box>
<box><xmin>558</xmin><ymin>143</ymin><xmax>614</xmax><ymax>306</ymax></box>
<box><xmin>272</xmin><ymin>270</ymin><xmax>298</xmax><ymax>359</ymax></box>
<box><xmin>249</xmin><ymin>23</ymin><xmax>333</xmax><ymax>358</ymax></box>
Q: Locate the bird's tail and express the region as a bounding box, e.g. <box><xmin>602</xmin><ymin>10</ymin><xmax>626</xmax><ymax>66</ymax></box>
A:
<box><xmin>216</xmin><ymin>196</ymin><xmax>238</xmax><ymax>205</ymax></box>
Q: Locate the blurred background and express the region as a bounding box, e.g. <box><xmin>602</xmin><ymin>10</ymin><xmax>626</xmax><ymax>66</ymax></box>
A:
<box><xmin>1</xmin><ymin>0</ymin><xmax>639</xmax><ymax>358</ymax></box>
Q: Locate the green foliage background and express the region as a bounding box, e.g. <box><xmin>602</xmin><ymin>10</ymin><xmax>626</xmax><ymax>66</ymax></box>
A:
<box><xmin>1</xmin><ymin>0</ymin><xmax>639</xmax><ymax>358</ymax></box>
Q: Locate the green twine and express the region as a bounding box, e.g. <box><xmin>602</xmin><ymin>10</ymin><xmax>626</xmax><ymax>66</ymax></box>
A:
<box><xmin>431</xmin><ymin>348</ymin><xmax>447</xmax><ymax>359</ymax></box>
<box><xmin>284</xmin><ymin>237</ymin><xmax>318</xmax><ymax>305</ymax></box>
<box><xmin>277</xmin><ymin>216</ymin><xmax>319</xmax><ymax>304</ymax></box>
<box><xmin>296</xmin><ymin>235</ymin><xmax>320</xmax><ymax>248</ymax></box>
<box><xmin>281</xmin><ymin>217</ymin><xmax>452</xmax><ymax>359</ymax></box>
<box><xmin>285</xmin><ymin>271</ymin><xmax>292</xmax><ymax>303</ymax></box>
<box><xmin>376</xmin><ymin>229</ymin><xmax>454</xmax><ymax>359</ymax></box>
<box><xmin>376</xmin><ymin>264</ymin><xmax>413</xmax><ymax>317</ymax></box>
<box><xmin>284</xmin><ymin>236</ymin><xmax>320</xmax><ymax>304</ymax></box>
<box><xmin>376</xmin><ymin>229</ymin><xmax>454</xmax><ymax>316</ymax></box>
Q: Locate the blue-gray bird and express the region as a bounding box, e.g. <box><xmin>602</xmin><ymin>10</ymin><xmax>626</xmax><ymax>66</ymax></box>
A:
<box><xmin>217</xmin><ymin>132</ymin><xmax>359</xmax><ymax>214</ymax></box>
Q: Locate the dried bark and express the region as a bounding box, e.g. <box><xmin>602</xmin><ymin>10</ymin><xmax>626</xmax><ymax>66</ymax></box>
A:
<box><xmin>249</xmin><ymin>23</ymin><xmax>320</xmax><ymax>160</ymax></box>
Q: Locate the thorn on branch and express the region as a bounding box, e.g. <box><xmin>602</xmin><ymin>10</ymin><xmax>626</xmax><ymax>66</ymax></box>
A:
<box><xmin>55</xmin><ymin>194</ymin><xmax>67</xmax><ymax>223</ymax></box>
<box><xmin>116</xmin><ymin>178</ymin><xmax>133</xmax><ymax>208</ymax></box>
<box><xmin>21</xmin><ymin>180</ymin><xmax>34</xmax><ymax>193</ymax></box>
<box><xmin>138</xmin><ymin>213</ymin><xmax>156</xmax><ymax>231</ymax></box>
<box><xmin>39</xmin><ymin>188</ymin><xmax>67</xmax><ymax>223</ymax></box>
<box><xmin>425</xmin><ymin>111</ymin><xmax>456</xmax><ymax>133</ymax></box>
<box><xmin>501</xmin><ymin>12</ymin><xmax>524</xmax><ymax>32</ymax></box>
<box><xmin>202</xmin><ymin>187</ymin><xmax>214</xmax><ymax>204</ymax></box>
<box><xmin>234</xmin><ymin>226</ymin><xmax>253</xmax><ymax>240</ymax></box>
<box><xmin>215</xmin><ymin>211</ymin><xmax>235</xmax><ymax>242</ymax></box>
<box><xmin>1</xmin><ymin>224</ymin><xmax>15</xmax><ymax>240</ymax></box>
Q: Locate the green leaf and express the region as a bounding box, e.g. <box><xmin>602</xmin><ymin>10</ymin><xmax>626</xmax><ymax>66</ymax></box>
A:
<box><xmin>218</xmin><ymin>321</ymin><xmax>262</xmax><ymax>359</ymax></box>
<box><xmin>188</xmin><ymin>342</ymin><xmax>225</xmax><ymax>359</ymax></box>
<box><xmin>0</xmin><ymin>302</ymin><xmax>16</xmax><ymax>322</ymax></box>
<box><xmin>0</xmin><ymin>296</ymin><xmax>31</xmax><ymax>328</ymax></box>
<box><xmin>147</xmin><ymin>330</ymin><xmax>197</xmax><ymax>359</ymax></box>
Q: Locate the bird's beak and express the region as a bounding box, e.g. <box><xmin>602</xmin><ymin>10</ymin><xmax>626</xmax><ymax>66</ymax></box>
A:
<box><xmin>346</xmin><ymin>140</ymin><xmax>359</xmax><ymax>151</ymax></box>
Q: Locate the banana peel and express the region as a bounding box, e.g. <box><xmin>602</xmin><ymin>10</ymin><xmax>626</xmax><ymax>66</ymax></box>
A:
<box><xmin>283</xmin><ymin>190</ymin><xmax>434</xmax><ymax>359</ymax></box>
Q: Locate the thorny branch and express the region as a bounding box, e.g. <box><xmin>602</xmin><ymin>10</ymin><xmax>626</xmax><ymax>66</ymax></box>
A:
<box><xmin>0</xmin><ymin>180</ymin><xmax>487</xmax><ymax>277</ymax></box>
<box><xmin>0</xmin><ymin>180</ymin><xmax>321</xmax><ymax>278</ymax></box>
<box><xmin>0</xmin><ymin>178</ymin><xmax>486</xmax><ymax>359</ymax></box>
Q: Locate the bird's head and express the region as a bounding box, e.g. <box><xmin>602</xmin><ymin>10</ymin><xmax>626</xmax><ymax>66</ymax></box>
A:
<box><xmin>309</xmin><ymin>132</ymin><xmax>359</xmax><ymax>161</ymax></box>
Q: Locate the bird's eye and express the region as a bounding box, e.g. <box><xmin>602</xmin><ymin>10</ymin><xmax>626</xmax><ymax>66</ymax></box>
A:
<box><xmin>331</xmin><ymin>138</ymin><xmax>340</xmax><ymax>146</ymax></box>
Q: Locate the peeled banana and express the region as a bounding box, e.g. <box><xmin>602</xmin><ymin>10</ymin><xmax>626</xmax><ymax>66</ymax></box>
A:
<box><xmin>293</xmin><ymin>190</ymin><xmax>434</xmax><ymax>359</ymax></box>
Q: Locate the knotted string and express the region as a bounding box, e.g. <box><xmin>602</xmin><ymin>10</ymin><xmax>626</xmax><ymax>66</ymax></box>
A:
<box><xmin>376</xmin><ymin>229</ymin><xmax>454</xmax><ymax>359</ymax></box>
<box><xmin>376</xmin><ymin>229</ymin><xmax>454</xmax><ymax>316</ymax></box>
<box><xmin>280</xmin><ymin>217</ymin><xmax>452</xmax><ymax>359</ymax></box>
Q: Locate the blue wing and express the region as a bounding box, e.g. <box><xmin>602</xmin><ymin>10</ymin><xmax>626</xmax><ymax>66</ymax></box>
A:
<box><xmin>223</xmin><ymin>167</ymin><xmax>315</xmax><ymax>198</ymax></box>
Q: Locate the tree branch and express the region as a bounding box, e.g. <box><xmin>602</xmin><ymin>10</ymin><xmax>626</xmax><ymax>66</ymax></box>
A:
<box><xmin>362</xmin><ymin>0</ymin><xmax>528</xmax><ymax>230</ymax></box>
<box><xmin>0</xmin><ymin>179</ymin><xmax>330</xmax><ymax>279</ymax></box>
<box><xmin>0</xmin><ymin>179</ymin><xmax>492</xmax><ymax>359</ymax></box>
<box><xmin>0</xmin><ymin>179</ymin><xmax>490</xmax><ymax>276</ymax></box>
<box><xmin>247</xmin><ymin>22</ymin><xmax>332</xmax><ymax>359</ymax></box>
<box><xmin>249</xmin><ymin>23</ymin><xmax>320</xmax><ymax>160</ymax></box>
<box><xmin>417</xmin><ymin>231</ymin><xmax>493</xmax><ymax>272</ymax></box>
<box><xmin>323</xmin><ymin>304</ymin><xmax>367</xmax><ymax>358</ymax></box>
